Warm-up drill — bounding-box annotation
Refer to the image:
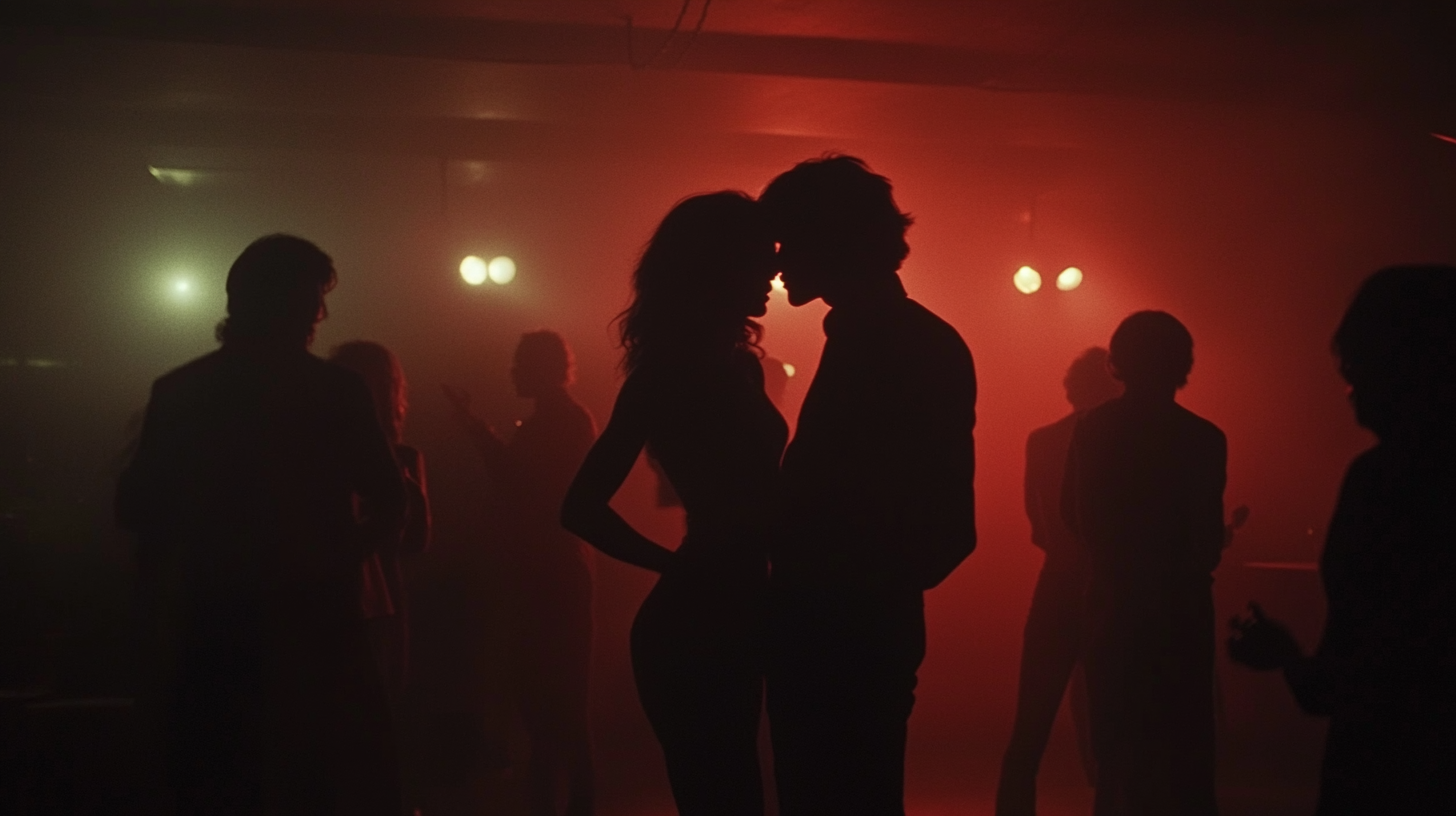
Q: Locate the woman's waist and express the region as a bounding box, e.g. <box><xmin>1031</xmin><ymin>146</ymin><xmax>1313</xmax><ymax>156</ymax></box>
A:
<box><xmin>682</xmin><ymin>511</ymin><xmax>772</xmax><ymax>542</ymax></box>
<box><xmin>678</xmin><ymin>526</ymin><xmax>767</xmax><ymax>565</ymax></box>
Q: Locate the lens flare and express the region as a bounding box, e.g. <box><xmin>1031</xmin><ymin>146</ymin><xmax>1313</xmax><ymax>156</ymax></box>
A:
<box><xmin>782</xmin><ymin>362</ymin><xmax>796</xmax><ymax>377</ymax></box>
<box><xmin>460</xmin><ymin>255</ymin><xmax>488</xmax><ymax>285</ymax></box>
<box><xmin>1057</xmin><ymin>266</ymin><xmax>1084</xmax><ymax>291</ymax></box>
<box><xmin>487</xmin><ymin>256</ymin><xmax>516</xmax><ymax>284</ymax></box>
<box><xmin>1013</xmin><ymin>265</ymin><xmax>1042</xmax><ymax>294</ymax></box>
<box><xmin>166</xmin><ymin>274</ymin><xmax>197</xmax><ymax>303</ymax></box>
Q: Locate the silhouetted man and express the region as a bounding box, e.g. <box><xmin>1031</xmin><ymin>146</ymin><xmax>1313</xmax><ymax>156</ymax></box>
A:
<box><xmin>444</xmin><ymin>330</ymin><xmax>599</xmax><ymax>816</ymax></box>
<box><xmin>117</xmin><ymin>234</ymin><xmax>406</xmax><ymax>815</ymax></box>
<box><xmin>760</xmin><ymin>155</ymin><xmax>977</xmax><ymax>816</ymax></box>
<box><xmin>997</xmin><ymin>348</ymin><xmax>1121</xmax><ymax>815</ymax></box>
<box><xmin>1062</xmin><ymin>311</ymin><xmax>1225</xmax><ymax>816</ymax></box>
<box><xmin>1229</xmin><ymin>265</ymin><xmax>1456</xmax><ymax>815</ymax></box>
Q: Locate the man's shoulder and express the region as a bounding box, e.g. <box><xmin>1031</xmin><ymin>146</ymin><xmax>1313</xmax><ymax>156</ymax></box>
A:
<box><xmin>559</xmin><ymin>394</ymin><xmax>598</xmax><ymax>436</ymax></box>
<box><xmin>151</xmin><ymin>349</ymin><xmax>227</xmax><ymax>395</ymax></box>
<box><xmin>1077</xmin><ymin>399</ymin><xmax>1121</xmax><ymax>429</ymax></box>
<box><xmin>1342</xmin><ymin>445</ymin><xmax>1384</xmax><ymax>489</ymax></box>
<box><xmin>892</xmin><ymin>298</ymin><xmax>974</xmax><ymax>374</ymax></box>
<box><xmin>1029</xmin><ymin>412</ymin><xmax>1079</xmax><ymax>446</ymax></box>
<box><xmin>900</xmin><ymin>297</ymin><xmax>968</xmax><ymax>343</ymax></box>
<box><xmin>1173</xmin><ymin>404</ymin><xmax>1227</xmax><ymax>445</ymax></box>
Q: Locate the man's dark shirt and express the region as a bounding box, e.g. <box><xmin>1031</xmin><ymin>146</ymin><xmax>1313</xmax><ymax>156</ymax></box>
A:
<box><xmin>1061</xmin><ymin>396</ymin><xmax>1226</xmax><ymax>591</ymax></box>
<box><xmin>117</xmin><ymin>346</ymin><xmax>406</xmax><ymax>617</ymax></box>
<box><xmin>774</xmin><ymin>275</ymin><xmax>977</xmax><ymax>591</ymax></box>
<box><xmin>1292</xmin><ymin>443</ymin><xmax>1456</xmax><ymax>727</ymax></box>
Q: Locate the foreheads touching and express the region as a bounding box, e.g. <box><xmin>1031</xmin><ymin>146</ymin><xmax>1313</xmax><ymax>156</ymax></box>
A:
<box><xmin>758</xmin><ymin>154</ymin><xmax>913</xmax><ymax>305</ymax></box>
<box><xmin>618</xmin><ymin>191</ymin><xmax>774</xmax><ymax>372</ymax></box>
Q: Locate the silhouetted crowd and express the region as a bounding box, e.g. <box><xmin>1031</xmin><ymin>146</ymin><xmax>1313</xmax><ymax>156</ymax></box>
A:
<box><xmin>113</xmin><ymin>156</ymin><xmax>1456</xmax><ymax>816</ymax></box>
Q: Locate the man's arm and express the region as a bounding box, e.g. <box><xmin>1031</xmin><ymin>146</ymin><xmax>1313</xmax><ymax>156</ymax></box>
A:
<box><xmin>1060</xmin><ymin>423</ymin><xmax>1085</xmax><ymax>542</ymax></box>
<box><xmin>1193</xmin><ymin>427</ymin><xmax>1229</xmax><ymax>574</ymax></box>
<box><xmin>440</xmin><ymin>384</ymin><xmax>517</xmax><ymax>479</ymax></box>
<box><xmin>116</xmin><ymin>380</ymin><xmax>174</xmax><ymax>536</ymax></box>
<box><xmin>1024</xmin><ymin>430</ymin><xmax>1050</xmax><ymax>551</ymax></box>
<box><xmin>907</xmin><ymin>338</ymin><xmax>978</xmax><ymax>590</ymax></box>
<box><xmin>397</xmin><ymin>445</ymin><xmax>431</xmax><ymax>555</ymax></box>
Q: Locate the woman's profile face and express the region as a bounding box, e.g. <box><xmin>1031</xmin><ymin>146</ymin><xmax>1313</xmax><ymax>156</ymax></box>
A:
<box><xmin>722</xmin><ymin>236</ymin><xmax>778</xmax><ymax>320</ymax></box>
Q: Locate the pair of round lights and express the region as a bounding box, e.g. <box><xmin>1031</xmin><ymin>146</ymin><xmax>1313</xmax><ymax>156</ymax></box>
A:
<box><xmin>1014</xmin><ymin>265</ymin><xmax>1083</xmax><ymax>295</ymax></box>
<box><xmin>460</xmin><ymin>255</ymin><xmax>516</xmax><ymax>286</ymax></box>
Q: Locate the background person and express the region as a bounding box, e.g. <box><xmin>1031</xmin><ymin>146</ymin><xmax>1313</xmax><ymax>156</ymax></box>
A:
<box><xmin>1229</xmin><ymin>265</ymin><xmax>1456</xmax><ymax>815</ymax></box>
<box><xmin>996</xmin><ymin>347</ymin><xmax>1120</xmax><ymax>815</ymax></box>
<box><xmin>117</xmin><ymin>234</ymin><xmax>405</xmax><ymax>815</ymax></box>
<box><xmin>329</xmin><ymin>340</ymin><xmax>432</xmax><ymax>700</ymax></box>
<box><xmin>443</xmin><ymin>329</ymin><xmax>597</xmax><ymax>816</ymax></box>
<box><xmin>1062</xmin><ymin>310</ymin><xmax>1226</xmax><ymax>816</ymax></box>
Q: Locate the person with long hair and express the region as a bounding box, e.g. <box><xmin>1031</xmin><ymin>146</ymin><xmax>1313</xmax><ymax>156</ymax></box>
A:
<box><xmin>443</xmin><ymin>330</ymin><xmax>597</xmax><ymax>816</ymax></box>
<box><xmin>328</xmin><ymin>341</ymin><xmax>431</xmax><ymax>697</ymax></box>
<box><xmin>1229</xmin><ymin>265</ymin><xmax>1456</xmax><ymax>814</ymax></box>
<box><xmin>117</xmin><ymin>234</ymin><xmax>405</xmax><ymax>815</ymax></box>
<box><xmin>562</xmin><ymin>191</ymin><xmax>785</xmax><ymax>816</ymax></box>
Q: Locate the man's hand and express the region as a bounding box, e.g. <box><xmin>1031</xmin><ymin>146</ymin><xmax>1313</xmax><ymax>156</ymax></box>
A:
<box><xmin>1228</xmin><ymin>601</ymin><xmax>1302</xmax><ymax>671</ymax></box>
<box><xmin>440</xmin><ymin>384</ymin><xmax>474</xmax><ymax>424</ymax></box>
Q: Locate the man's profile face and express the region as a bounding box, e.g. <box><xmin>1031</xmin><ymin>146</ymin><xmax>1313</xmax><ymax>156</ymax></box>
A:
<box><xmin>775</xmin><ymin>232</ymin><xmax>834</xmax><ymax>307</ymax></box>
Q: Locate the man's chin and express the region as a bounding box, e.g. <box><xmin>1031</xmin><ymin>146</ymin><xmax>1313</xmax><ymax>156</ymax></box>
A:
<box><xmin>786</xmin><ymin>289</ymin><xmax>820</xmax><ymax>307</ymax></box>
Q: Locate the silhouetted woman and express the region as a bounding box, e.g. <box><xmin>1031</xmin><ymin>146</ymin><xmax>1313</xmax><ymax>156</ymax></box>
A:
<box><xmin>443</xmin><ymin>330</ymin><xmax>597</xmax><ymax>816</ymax></box>
<box><xmin>1229</xmin><ymin>265</ymin><xmax>1456</xmax><ymax>815</ymax></box>
<box><xmin>329</xmin><ymin>341</ymin><xmax>432</xmax><ymax>698</ymax></box>
<box><xmin>562</xmin><ymin>192</ymin><xmax>784</xmax><ymax>816</ymax></box>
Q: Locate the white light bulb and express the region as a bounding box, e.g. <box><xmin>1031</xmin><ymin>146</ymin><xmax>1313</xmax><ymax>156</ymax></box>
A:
<box><xmin>1013</xmin><ymin>265</ymin><xmax>1042</xmax><ymax>295</ymax></box>
<box><xmin>460</xmin><ymin>256</ymin><xmax>488</xmax><ymax>285</ymax></box>
<box><xmin>487</xmin><ymin>256</ymin><xmax>516</xmax><ymax>284</ymax></box>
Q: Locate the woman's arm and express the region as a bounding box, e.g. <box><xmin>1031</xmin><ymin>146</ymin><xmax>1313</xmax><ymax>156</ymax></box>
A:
<box><xmin>397</xmin><ymin>445</ymin><xmax>432</xmax><ymax>555</ymax></box>
<box><xmin>561</xmin><ymin>375</ymin><xmax>677</xmax><ymax>574</ymax></box>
